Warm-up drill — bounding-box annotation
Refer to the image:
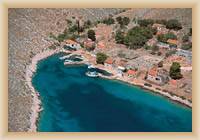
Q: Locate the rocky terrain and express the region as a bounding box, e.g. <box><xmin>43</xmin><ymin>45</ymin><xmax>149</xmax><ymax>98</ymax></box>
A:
<box><xmin>8</xmin><ymin>8</ymin><xmax>192</xmax><ymax>132</ymax></box>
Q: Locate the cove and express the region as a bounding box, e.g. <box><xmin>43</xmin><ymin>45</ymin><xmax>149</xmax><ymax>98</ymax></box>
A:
<box><xmin>32</xmin><ymin>53</ymin><xmax>192</xmax><ymax>132</ymax></box>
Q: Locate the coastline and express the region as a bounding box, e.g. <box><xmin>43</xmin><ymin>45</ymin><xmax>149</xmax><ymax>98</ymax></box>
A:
<box><xmin>26</xmin><ymin>48</ymin><xmax>192</xmax><ymax>132</ymax></box>
<box><xmin>100</xmin><ymin>74</ymin><xmax>192</xmax><ymax>108</ymax></box>
<box><xmin>25</xmin><ymin>49</ymin><xmax>59</xmax><ymax>132</ymax></box>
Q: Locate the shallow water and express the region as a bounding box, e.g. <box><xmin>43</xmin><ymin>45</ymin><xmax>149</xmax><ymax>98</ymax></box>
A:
<box><xmin>32</xmin><ymin>53</ymin><xmax>192</xmax><ymax>132</ymax></box>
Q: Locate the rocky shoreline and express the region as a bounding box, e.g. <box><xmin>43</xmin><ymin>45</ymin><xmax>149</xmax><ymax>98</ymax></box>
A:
<box><xmin>25</xmin><ymin>49</ymin><xmax>59</xmax><ymax>132</ymax></box>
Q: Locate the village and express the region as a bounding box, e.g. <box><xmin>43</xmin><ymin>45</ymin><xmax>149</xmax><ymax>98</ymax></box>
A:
<box><xmin>47</xmin><ymin>12</ymin><xmax>192</xmax><ymax>105</ymax></box>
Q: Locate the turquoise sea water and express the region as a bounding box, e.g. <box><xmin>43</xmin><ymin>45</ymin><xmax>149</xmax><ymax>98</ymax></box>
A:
<box><xmin>32</xmin><ymin>53</ymin><xmax>192</xmax><ymax>132</ymax></box>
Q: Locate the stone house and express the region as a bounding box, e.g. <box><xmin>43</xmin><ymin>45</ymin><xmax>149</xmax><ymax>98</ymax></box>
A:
<box><xmin>104</xmin><ymin>57</ymin><xmax>114</xmax><ymax>68</ymax></box>
<box><xmin>65</xmin><ymin>39</ymin><xmax>81</xmax><ymax>49</ymax></box>
<box><xmin>146</xmin><ymin>67</ymin><xmax>169</xmax><ymax>85</ymax></box>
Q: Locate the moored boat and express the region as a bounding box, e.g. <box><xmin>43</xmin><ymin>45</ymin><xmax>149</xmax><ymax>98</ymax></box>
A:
<box><xmin>85</xmin><ymin>71</ymin><xmax>99</xmax><ymax>77</ymax></box>
<box><xmin>88</xmin><ymin>64</ymin><xmax>95</xmax><ymax>69</ymax></box>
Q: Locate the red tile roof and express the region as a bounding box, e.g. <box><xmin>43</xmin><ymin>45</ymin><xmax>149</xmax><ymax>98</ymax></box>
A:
<box><xmin>167</xmin><ymin>39</ymin><xmax>178</xmax><ymax>45</ymax></box>
<box><xmin>148</xmin><ymin>67</ymin><xmax>157</xmax><ymax>77</ymax></box>
<box><xmin>65</xmin><ymin>39</ymin><xmax>78</xmax><ymax>45</ymax></box>
<box><xmin>105</xmin><ymin>58</ymin><xmax>114</xmax><ymax>64</ymax></box>
<box><xmin>127</xmin><ymin>70</ymin><xmax>136</xmax><ymax>75</ymax></box>
<box><xmin>97</xmin><ymin>42</ymin><xmax>105</xmax><ymax>49</ymax></box>
<box><xmin>169</xmin><ymin>79</ymin><xmax>177</xmax><ymax>85</ymax></box>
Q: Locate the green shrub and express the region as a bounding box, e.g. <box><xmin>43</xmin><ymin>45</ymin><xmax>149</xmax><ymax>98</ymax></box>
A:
<box><xmin>154</xmin><ymin>19</ymin><xmax>167</xmax><ymax>25</ymax></box>
<box><xmin>182</xmin><ymin>35</ymin><xmax>189</xmax><ymax>42</ymax></box>
<box><xmin>157</xmin><ymin>33</ymin><xmax>177</xmax><ymax>43</ymax></box>
<box><xmin>166</xmin><ymin>19</ymin><xmax>182</xmax><ymax>30</ymax></box>
<box><xmin>103</xmin><ymin>17</ymin><xmax>115</xmax><ymax>25</ymax></box>
<box><xmin>138</xmin><ymin>19</ymin><xmax>154</xmax><ymax>27</ymax></box>
<box><xmin>96</xmin><ymin>53</ymin><xmax>108</xmax><ymax>64</ymax></box>
<box><xmin>116</xmin><ymin>16</ymin><xmax>130</xmax><ymax>27</ymax></box>
<box><xmin>87</xmin><ymin>29</ymin><xmax>96</xmax><ymax>41</ymax></box>
<box><xmin>115</xmin><ymin>30</ymin><xmax>125</xmax><ymax>44</ymax></box>
<box><xmin>181</xmin><ymin>43</ymin><xmax>192</xmax><ymax>50</ymax></box>
<box><xmin>170</xmin><ymin>62</ymin><xmax>182</xmax><ymax>79</ymax></box>
<box><xmin>144</xmin><ymin>45</ymin><xmax>151</xmax><ymax>50</ymax></box>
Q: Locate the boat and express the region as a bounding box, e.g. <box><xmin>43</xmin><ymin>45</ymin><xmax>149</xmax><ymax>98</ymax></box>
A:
<box><xmin>64</xmin><ymin>60</ymin><xmax>74</xmax><ymax>65</ymax></box>
<box><xmin>64</xmin><ymin>59</ymin><xmax>73</xmax><ymax>63</ymax></box>
<box><xmin>88</xmin><ymin>64</ymin><xmax>95</xmax><ymax>69</ymax></box>
<box><xmin>85</xmin><ymin>71</ymin><xmax>99</xmax><ymax>77</ymax></box>
<box><xmin>59</xmin><ymin>55</ymin><xmax>69</xmax><ymax>60</ymax></box>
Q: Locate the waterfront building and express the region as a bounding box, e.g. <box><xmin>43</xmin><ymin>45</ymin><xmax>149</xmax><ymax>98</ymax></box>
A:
<box><xmin>117</xmin><ymin>66</ymin><xmax>126</xmax><ymax>77</ymax></box>
<box><xmin>146</xmin><ymin>67</ymin><xmax>169</xmax><ymax>85</ymax></box>
<box><xmin>65</xmin><ymin>39</ymin><xmax>81</xmax><ymax>49</ymax></box>
<box><xmin>104</xmin><ymin>58</ymin><xmax>114</xmax><ymax>68</ymax></box>
<box><xmin>127</xmin><ymin>69</ymin><xmax>137</xmax><ymax>78</ymax></box>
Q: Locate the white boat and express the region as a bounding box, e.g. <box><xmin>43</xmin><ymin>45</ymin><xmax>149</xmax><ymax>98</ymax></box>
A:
<box><xmin>88</xmin><ymin>64</ymin><xmax>95</xmax><ymax>69</ymax></box>
<box><xmin>59</xmin><ymin>55</ymin><xmax>70</xmax><ymax>60</ymax></box>
<box><xmin>64</xmin><ymin>59</ymin><xmax>73</xmax><ymax>63</ymax></box>
<box><xmin>85</xmin><ymin>71</ymin><xmax>99</xmax><ymax>77</ymax></box>
<box><xmin>74</xmin><ymin>56</ymin><xmax>83</xmax><ymax>60</ymax></box>
<box><xmin>64</xmin><ymin>60</ymin><xmax>74</xmax><ymax>65</ymax></box>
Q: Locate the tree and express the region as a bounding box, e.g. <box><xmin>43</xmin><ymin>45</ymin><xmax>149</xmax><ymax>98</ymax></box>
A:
<box><xmin>66</xmin><ymin>19</ymin><xmax>72</xmax><ymax>25</ymax></box>
<box><xmin>157</xmin><ymin>34</ymin><xmax>168</xmax><ymax>43</ymax></box>
<box><xmin>103</xmin><ymin>17</ymin><xmax>115</xmax><ymax>25</ymax></box>
<box><xmin>144</xmin><ymin>45</ymin><xmax>151</xmax><ymax>50</ymax></box>
<box><xmin>181</xmin><ymin>43</ymin><xmax>192</xmax><ymax>50</ymax></box>
<box><xmin>116</xmin><ymin>16</ymin><xmax>130</xmax><ymax>27</ymax></box>
<box><xmin>154</xmin><ymin>19</ymin><xmax>167</xmax><ymax>25</ymax></box>
<box><xmin>166</xmin><ymin>19</ymin><xmax>182</xmax><ymax>30</ymax></box>
<box><xmin>87</xmin><ymin>29</ymin><xmax>96</xmax><ymax>41</ymax></box>
<box><xmin>115</xmin><ymin>30</ymin><xmax>125</xmax><ymax>44</ymax></box>
<box><xmin>84</xmin><ymin>20</ymin><xmax>92</xmax><ymax>29</ymax></box>
<box><xmin>165</xmin><ymin>33</ymin><xmax>177</xmax><ymax>40</ymax></box>
<box><xmin>57</xmin><ymin>33</ymin><xmax>68</xmax><ymax>42</ymax></box>
<box><xmin>138</xmin><ymin>19</ymin><xmax>154</xmax><ymax>27</ymax></box>
<box><xmin>123</xmin><ymin>17</ymin><xmax>130</xmax><ymax>26</ymax></box>
<box><xmin>158</xmin><ymin>61</ymin><xmax>163</xmax><ymax>67</ymax></box>
<box><xmin>188</xmin><ymin>28</ymin><xmax>192</xmax><ymax>36</ymax></box>
<box><xmin>68</xmin><ymin>25</ymin><xmax>78</xmax><ymax>33</ymax></box>
<box><xmin>96</xmin><ymin>53</ymin><xmax>108</xmax><ymax>64</ymax></box>
<box><xmin>116</xmin><ymin>16</ymin><xmax>122</xmax><ymax>24</ymax></box>
<box><xmin>125</xmin><ymin>33</ymin><xmax>147</xmax><ymax>49</ymax></box>
<box><xmin>140</xmin><ymin>27</ymin><xmax>154</xmax><ymax>39</ymax></box>
<box><xmin>169</xmin><ymin>62</ymin><xmax>182</xmax><ymax>79</ymax></box>
<box><xmin>182</xmin><ymin>35</ymin><xmax>189</xmax><ymax>42</ymax></box>
<box><xmin>124</xmin><ymin>26</ymin><xmax>153</xmax><ymax>49</ymax></box>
